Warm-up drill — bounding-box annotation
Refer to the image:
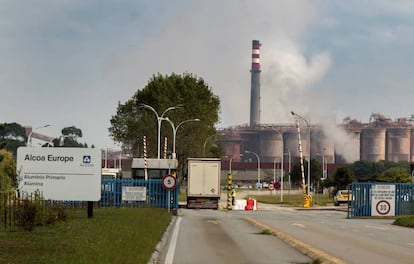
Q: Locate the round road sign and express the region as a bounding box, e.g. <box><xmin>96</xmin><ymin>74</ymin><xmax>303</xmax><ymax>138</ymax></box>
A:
<box><xmin>375</xmin><ymin>200</ymin><xmax>391</xmax><ymax>215</ymax></box>
<box><xmin>162</xmin><ymin>174</ymin><xmax>177</xmax><ymax>190</ymax></box>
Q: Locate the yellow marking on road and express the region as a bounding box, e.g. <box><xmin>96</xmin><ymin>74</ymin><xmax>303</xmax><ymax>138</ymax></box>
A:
<box><xmin>244</xmin><ymin>217</ymin><xmax>347</xmax><ymax>264</ymax></box>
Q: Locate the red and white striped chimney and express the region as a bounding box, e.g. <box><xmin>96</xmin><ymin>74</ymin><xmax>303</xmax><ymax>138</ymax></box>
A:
<box><xmin>251</xmin><ymin>40</ymin><xmax>261</xmax><ymax>70</ymax></box>
<box><xmin>250</xmin><ymin>40</ymin><xmax>261</xmax><ymax>127</ymax></box>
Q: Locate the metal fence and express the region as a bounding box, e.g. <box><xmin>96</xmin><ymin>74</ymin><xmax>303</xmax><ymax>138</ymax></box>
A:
<box><xmin>348</xmin><ymin>182</ymin><xmax>414</xmax><ymax>218</ymax></box>
<box><xmin>0</xmin><ymin>191</ymin><xmax>16</xmax><ymax>230</ymax></box>
<box><xmin>1</xmin><ymin>179</ymin><xmax>178</xmax><ymax>230</ymax></box>
<box><xmin>100</xmin><ymin>178</ymin><xmax>179</xmax><ymax>209</ymax></box>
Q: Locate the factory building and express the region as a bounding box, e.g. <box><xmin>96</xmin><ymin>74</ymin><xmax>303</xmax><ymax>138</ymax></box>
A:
<box><xmin>219</xmin><ymin>114</ymin><xmax>414</xmax><ymax>165</ymax></box>
<box><xmin>219</xmin><ymin>40</ymin><xmax>414</xmax><ymax>165</ymax></box>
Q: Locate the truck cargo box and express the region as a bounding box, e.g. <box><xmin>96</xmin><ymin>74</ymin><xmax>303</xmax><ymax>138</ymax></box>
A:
<box><xmin>187</xmin><ymin>158</ymin><xmax>221</xmax><ymax>209</ymax></box>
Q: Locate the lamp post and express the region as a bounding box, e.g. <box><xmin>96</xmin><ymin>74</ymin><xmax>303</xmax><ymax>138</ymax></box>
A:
<box><xmin>27</xmin><ymin>124</ymin><xmax>51</xmax><ymax>147</ymax></box>
<box><xmin>203</xmin><ymin>134</ymin><xmax>223</xmax><ymax>157</ymax></box>
<box><xmin>163</xmin><ymin>117</ymin><xmax>200</xmax><ymax>158</ymax></box>
<box><xmin>291</xmin><ymin>111</ymin><xmax>311</xmax><ymax>194</ymax></box>
<box><xmin>245</xmin><ymin>150</ymin><xmax>260</xmax><ymax>191</ymax></box>
<box><xmin>284</xmin><ymin>151</ymin><xmax>291</xmax><ymax>194</ymax></box>
<box><xmin>316</xmin><ymin>152</ymin><xmax>327</xmax><ymax>180</ymax></box>
<box><xmin>316</xmin><ymin>153</ymin><xmax>324</xmax><ymax>179</ymax></box>
<box><xmin>139</xmin><ymin>104</ymin><xmax>181</xmax><ymax>159</ymax></box>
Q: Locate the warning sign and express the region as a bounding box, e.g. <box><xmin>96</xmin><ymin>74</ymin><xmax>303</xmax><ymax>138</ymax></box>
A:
<box><xmin>122</xmin><ymin>186</ymin><xmax>146</xmax><ymax>201</ymax></box>
<box><xmin>371</xmin><ymin>184</ymin><xmax>395</xmax><ymax>216</ymax></box>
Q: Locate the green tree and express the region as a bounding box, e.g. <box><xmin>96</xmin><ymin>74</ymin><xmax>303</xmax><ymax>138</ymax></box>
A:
<box><xmin>289</xmin><ymin>159</ymin><xmax>322</xmax><ymax>189</ymax></box>
<box><xmin>349</xmin><ymin>160</ymin><xmax>410</xmax><ymax>182</ymax></box>
<box><xmin>0</xmin><ymin>122</ymin><xmax>27</xmax><ymax>156</ymax></box>
<box><xmin>109</xmin><ymin>73</ymin><xmax>221</xmax><ymax>181</ymax></box>
<box><xmin>377</xmin><ymin>167</ymin><xmax>411</xmax><ymax>183</ymax></box>
<box><xmin>47</xmin><ymin>126</ymin><xmax>88</xmax><ymax>147</ymax></box>
<box><xmin>332</xmin><ymin>167</ymin><xmax>355</xmax><ymax>191</ymax></box>
<box><xmin>0</xmin><ymin>149</ymin><xmax>17</xmax><ymax>191</ymax></box>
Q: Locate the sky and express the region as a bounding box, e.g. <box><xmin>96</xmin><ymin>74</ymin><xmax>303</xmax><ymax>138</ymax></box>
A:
<box><xmin>1</xmin><ymin>0</ymin><xmax>414</xmax><ymax>150</ymax></box>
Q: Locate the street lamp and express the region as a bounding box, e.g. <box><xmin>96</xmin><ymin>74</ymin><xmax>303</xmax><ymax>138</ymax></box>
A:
<box><xmin>291</xmin><ymin>111</ymin><xmax>311</xmax><ymax>194</ymax></box>
<box><xmin>228</xmin><ymin>154</ymin><xmax>242</xmax><ymax>174</ymax></box>
<box><xmin>316</xmin><ymin>152</ymin><xmax>327</xmax><ymax>180</ymax></box>
<box><xmin>245</xmin><ymin>150</ymin><xmax>260</xmax><ymax>190</ymax></box>
<box><xmin>203</xmin><ymin>134</ymin><xmax>219</xmax><ymax>157</ymax></box>
<box><xmin>163</xmin><ymin>117</ymin><xmax>200</xmax><ymax>158</ymax></box>
<box><xmin>139</xmin><ymin>104</ymin><xmax>182</xmax><ymax>159</ymax></box>
<box><xmin>284</xmin><ymin>151</ymin><xmax>291</xmax><ymax>194</ymax></box>
<box><xmin>27</xmin><ymin>124</ymin><xmax>51</xmax><ymax>147</ymax></box>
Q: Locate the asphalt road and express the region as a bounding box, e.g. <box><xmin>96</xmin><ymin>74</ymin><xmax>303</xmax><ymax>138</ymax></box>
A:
<box><xmin>152</xmin><ymin>192</ymin><xmax>414</xmax><ymax>264</ymax></box>
<box><xmin>157</xmin><ymin>209</ymin><xmax>313</xmax><ymax>264</ymax></box>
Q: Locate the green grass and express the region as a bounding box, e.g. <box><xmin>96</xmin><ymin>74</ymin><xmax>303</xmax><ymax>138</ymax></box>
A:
<box><xmin>0</xmin><ymin>207</ymin><xmax>171</xmax><ymax>264</ymax></box>
<box><xmin>244</xmin><ymin>193</ymin><xmax>333</xmax><ymax>207</ymax></box>
<box><xmin>393</xmin><ymin>216</ymin><xmax>414</xmax><ymax>228</ymax></box>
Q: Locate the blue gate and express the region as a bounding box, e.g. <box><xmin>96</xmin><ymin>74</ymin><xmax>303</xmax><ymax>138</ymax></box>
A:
<box><xmin>348</xmin><ymin>182</ymin><xmax>414</xmax><ymax>218</ymax></box>
<box><xmin>100</xmin><ymin>178</ymin><xmax>179</xmax><ymax>209</ymax></box>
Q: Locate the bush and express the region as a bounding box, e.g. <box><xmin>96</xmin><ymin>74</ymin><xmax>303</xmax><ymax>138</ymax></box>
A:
<box><xmin>45</xmin><ymin>203</ymin><xmax>68</xmax><ymax>225</ymax></box>
<box><xmin>14</xmin><ymin>195</ymin><xmax>68</xmax><ymax>231</ymax></box>
<box><xmin>15</xmin><ymin>200</ymin><xmax>39</xmax><ymax>231</ymax></box>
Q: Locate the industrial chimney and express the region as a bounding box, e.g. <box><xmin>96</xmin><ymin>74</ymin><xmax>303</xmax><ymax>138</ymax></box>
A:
<box><xmin>249</xmin><ymin>40</ymin><xmax>261</xmax><ymax>127</ymax></box>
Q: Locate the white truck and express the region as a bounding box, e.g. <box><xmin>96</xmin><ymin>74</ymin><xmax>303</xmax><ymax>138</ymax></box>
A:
<box><xmin>187</xmin><ymin>158</ymin><xmax>221</xmax><ymax>209</ymax></box>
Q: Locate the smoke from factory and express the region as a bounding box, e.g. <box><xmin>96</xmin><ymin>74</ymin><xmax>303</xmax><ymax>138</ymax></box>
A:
<box><xmin>258</xmin><ymin>41</ymin><xmax>359</xmax><ymax>162</ymax></box>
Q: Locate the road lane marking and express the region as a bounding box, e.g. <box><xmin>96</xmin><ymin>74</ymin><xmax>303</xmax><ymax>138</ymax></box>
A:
<box><xmin>244</xmin><ymin>217</ymin><xmax>346</xmax><ymax>264</ymax></box>
<box><xmin>165</xmin><ymin>217</ymin><xmax>182</xmax><ymax>264</ymax></box>
<box><xmin>291</xmin><ymin>223</ymin><xmax>306</xmax><ymax>228</ymax></box>
<box><xmin>365</xmin><ymin>225</ymin><xmax>387</xmax><ymax>230</ymax></box>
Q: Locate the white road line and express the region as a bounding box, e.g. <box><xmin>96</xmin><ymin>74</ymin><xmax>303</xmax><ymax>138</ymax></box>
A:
<box><xmin>365</xmin><ymin>225</ymin><xmax>387</xmax><ymax>230</ymax></box>
<box><xmin>165</xmin><ymin>217</ymin><xmax>182</xmax><ymax>264</ymax></box>
<box><xmin>408</xmin><ymin>243</ymin><xmax>414</xmax><ymax>247</ymax></box>
<box><xmin>291</xmin><ymin>223</ymin><xmax>306</xmax><ymax>228</ymax></box>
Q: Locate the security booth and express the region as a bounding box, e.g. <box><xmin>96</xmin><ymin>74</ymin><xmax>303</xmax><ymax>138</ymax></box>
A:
<box><xmin>131</xmin><ymin>158</ymin><xmax>178</xmax><ymax>179</ymax></box>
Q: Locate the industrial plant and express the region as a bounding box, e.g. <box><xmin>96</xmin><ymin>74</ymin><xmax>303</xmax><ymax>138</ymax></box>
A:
<box><xmin>219</xmin><ymin>40</ymin><xmax>414</xmax><ymax>166</ymax></box>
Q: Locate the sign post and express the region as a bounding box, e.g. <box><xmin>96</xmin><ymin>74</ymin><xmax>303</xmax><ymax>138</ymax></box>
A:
<box><xmin>17</xmin><ymin>147</ymin><xmax>101</xmax><ymax>218</ymax></box>
<box><xmin>371</xmin><ymin>184</ymin><xmax>395</xmax><ymax>216</ymax></box>
<box><xmin>162</xmin><ymin>174</ymin><xmax>177</xmax><ymax>213</ymax></box>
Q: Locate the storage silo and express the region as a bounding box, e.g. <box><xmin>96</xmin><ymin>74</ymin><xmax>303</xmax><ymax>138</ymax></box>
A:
<box><xmin>410</xmin><ymin>128</ymin><xmax>414</xmax><ymax>162</ymax></box>
<box><xmin>283</xmin><ymin>130</ymin><xmax>307</xmax><ymax>159</ymax></box>
<box><xmin>223</xmin><ymin>131</ymin><xmax>243</xmax><ymax>162</ymax></box>
<box><xmin>360</xmin><ymin>128</ymin><xmax>386</xmax><ymax>162</ymax></box>
<box><xmin>386</xmin><ymin>128</ymin><xmax>410</xmax><ymax>162</ymax></box>
<box><xmin>259</xmin><ymin>130</ymin><xmax>283</xmax><ymax>162</ymax></box>
<box><xmin>312</xmin><ymin>132</ymin><xmax>335</xmax><ymax>164</ymax></box>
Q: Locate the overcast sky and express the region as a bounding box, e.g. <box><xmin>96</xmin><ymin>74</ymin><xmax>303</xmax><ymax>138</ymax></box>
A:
<box><xmin>1</xmin><ymin>0</ymin><xmax>414</xmax><ymax>150</ymax></box>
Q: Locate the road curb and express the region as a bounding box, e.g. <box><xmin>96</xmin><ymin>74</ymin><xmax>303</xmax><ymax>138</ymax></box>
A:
<box><xmin>244</xmin><ymin>217</ymin><xmax>346</xmax><ymax>264</ymax></box>
<box><xmin>148</xmin><ymin>214</ymin><xmax>178</xmax><ymax>264</ymax></box>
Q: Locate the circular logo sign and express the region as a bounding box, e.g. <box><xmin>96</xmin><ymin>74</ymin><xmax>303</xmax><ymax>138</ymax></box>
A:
<box><xmin>162</xmin><ymin>175</ymin><xmax>177</xmax><ymax>190</ymax></box>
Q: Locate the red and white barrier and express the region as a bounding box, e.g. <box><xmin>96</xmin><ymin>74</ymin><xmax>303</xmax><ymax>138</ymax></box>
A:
<box><xmin>245</xmin><ymin>198</ymin><xmax>258</xmax><ymax>211</ymax></box>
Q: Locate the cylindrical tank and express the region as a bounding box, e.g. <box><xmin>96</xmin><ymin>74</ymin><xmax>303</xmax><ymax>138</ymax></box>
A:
<box><xmin>223</xmin><ymin>132</ymin><xmax>243</xmax><ymax>162</ymax></box>
<box><xmin>386</xmin><ymin>128</ymin><xmax>410</xmax><ymax>162</ymax></box>
<box><xmin>259</xmin><ymin>131</ymin><xmax>283</xmax><ymax>162</ymax></box>
<box><xmin>312</xmin><ymin>131</ymin><xmax>335</xmax><ymax>164</ymax></box>
<box><xmin>283</xmin><ymin>131</ymin><xmax>306</xmax><ymax>159</ymax></box>
<box><xmin>361</xmin><ymin>128</ymin><xmax>386</xmax><ymax>162</ymax></box>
